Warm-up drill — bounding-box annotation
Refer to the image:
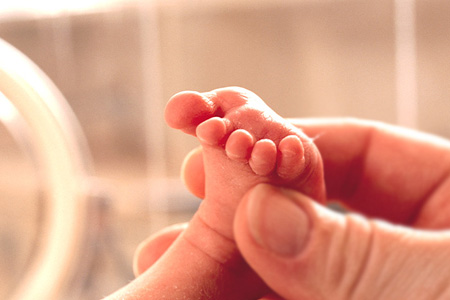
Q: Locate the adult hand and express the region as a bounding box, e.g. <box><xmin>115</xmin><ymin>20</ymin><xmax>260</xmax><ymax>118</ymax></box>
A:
<box><xmin>132</xmin><ymin>118</ymin><xmax>450</xmax><ymax>299</ymax></box>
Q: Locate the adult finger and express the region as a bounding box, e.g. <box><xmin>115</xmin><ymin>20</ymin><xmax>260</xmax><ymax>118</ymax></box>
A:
<box><xmin>181</xmin><ymin>146</ymin><xmax>205</xmax><ymax>199</ymax></box>
<box><xmin>234</xmin><ymin>184</ymin><xmax>450</xmax><ymax>300</ymax></box>
<box><xmin>292</xmin><ymin>118</ymin><xmax>450</xmax><ymax>228</ymax></box>
<box><xmin>133</xmin><ymin>223</ymin><xmax>187</xmax><ymax>277</ymax></box>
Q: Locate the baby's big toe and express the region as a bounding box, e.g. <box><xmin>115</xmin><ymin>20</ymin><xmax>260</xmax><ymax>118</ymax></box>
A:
<box><xmin>165</xmin><ymin>91</ymin><xmax>216</xmax><ymax>135</ymax></box>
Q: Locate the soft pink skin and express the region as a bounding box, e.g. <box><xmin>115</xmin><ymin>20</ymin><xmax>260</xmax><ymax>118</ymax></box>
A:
<box><xmin>131</xmin><ymin>117</ymin><xmax>450</xmax><ymax>300</ymax></box>
<box><xmin>106</xmin><ymin>87</ymin><xmax>325</xmax><ymax>299</ymax></box>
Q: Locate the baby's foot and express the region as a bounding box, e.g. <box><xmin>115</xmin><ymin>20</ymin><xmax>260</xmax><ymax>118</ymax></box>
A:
<box><xmin>165</xmin><ymin>87</ymin><xmax>326</xmax><ymax>239</ymax></box>
<box><xmin>109</xmin><ymin>87</ymin><xmax>326</xmax><ymax>299</ymax></box>
<box><xmin>111</xmin><ymin>87</ymin><xmax>326</xmax><ymax>299</ymax></box>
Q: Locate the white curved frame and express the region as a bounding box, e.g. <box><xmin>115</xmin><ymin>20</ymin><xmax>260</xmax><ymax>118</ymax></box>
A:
<box><xmin>0</xmin><ymin>39</ymin><xmax>92</xmax><ymax>300</ymax></box>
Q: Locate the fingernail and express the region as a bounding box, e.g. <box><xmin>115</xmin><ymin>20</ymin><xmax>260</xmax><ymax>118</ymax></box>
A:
<box><xmin>247</xmin><ymin>184</ymin><xmax>310</xmax><ymax>257</ymax></box>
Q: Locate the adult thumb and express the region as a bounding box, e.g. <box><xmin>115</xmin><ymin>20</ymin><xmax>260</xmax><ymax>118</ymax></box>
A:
<box><xmin>234</xmin><ymin>184</ymin><xmax>450</xmax><ymax>300</ymax></box>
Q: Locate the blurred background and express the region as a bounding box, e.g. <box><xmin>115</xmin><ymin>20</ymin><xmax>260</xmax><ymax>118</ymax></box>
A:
<box><xmin>0</xmin><ymin>0</ymin><xmax>449</xmax><ymax>298</ymax></box>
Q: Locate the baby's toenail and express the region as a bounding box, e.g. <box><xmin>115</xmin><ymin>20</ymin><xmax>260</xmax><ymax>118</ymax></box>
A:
<box><xmin>281</xmin><ymin>149</ymin><xmax>297</xmax><ymax>157</ymax></box>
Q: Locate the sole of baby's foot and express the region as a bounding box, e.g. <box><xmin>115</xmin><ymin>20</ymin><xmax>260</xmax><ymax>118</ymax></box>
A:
<box><xmin>166</xmin><ymin>87</ymin><xmax>326</xmax><ymax>239</ymax></box>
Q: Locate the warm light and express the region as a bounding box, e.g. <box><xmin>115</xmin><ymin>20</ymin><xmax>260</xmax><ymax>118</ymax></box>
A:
<box><xmin>0</xmin><ymin>0</ymin><xmax>135</xmax><ymax>18</ymax></box>
<box><xmin>0</xmin><ymin>91</ymin><xmax>18</xmax><ymax>124</ymax></box>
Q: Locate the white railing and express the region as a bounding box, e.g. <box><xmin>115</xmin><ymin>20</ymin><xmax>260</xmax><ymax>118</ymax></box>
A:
<box><xmin>0</xmin><ymin>39</ymin><xmax>92</xmax><ymax>300</ymax></box>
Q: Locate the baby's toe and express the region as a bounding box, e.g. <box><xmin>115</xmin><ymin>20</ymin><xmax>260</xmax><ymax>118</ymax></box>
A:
<box><xmin>196</xmin><ymin>117</ymin><xmax>231</xmax><ymax>146</ymax></box>
<box><xmin>277</xmin><ymin>135</ymin><xmax>305</xmax><ymax>180</ymax></box>
<box><xmin>249</xmin><ymin>139</ymin><xmax>277</xmax><ymax>176</ymax></box>
<box><xmin>225</xmin><ymin>129</ymin><xmax>255</xmax><ymax>161</ymax></box>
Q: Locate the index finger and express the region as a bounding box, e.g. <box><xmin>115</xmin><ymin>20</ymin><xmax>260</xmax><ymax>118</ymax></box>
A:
<box><xmin>294</xmin><ymin>118</ymin><xmax>450</xmax><ymax>228</ymax></box>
